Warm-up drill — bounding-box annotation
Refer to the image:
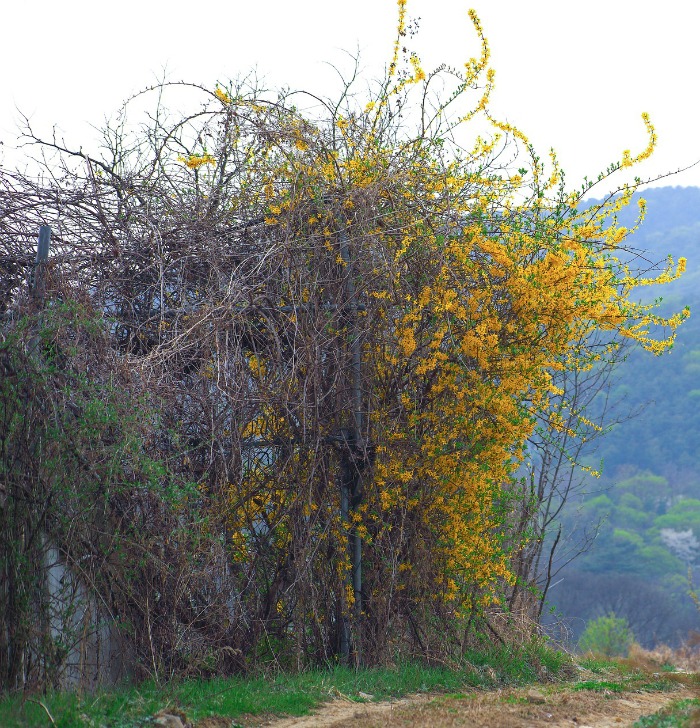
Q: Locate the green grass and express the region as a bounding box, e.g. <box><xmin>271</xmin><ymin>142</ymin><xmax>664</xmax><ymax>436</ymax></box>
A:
<box><xmin>573</xmin><ymin>679</ymin><xmax>626</xmax><ymax>693</ymax></box>
<box><xmin>0</xmin><ymin>643</ymin><xmax>572</xmax><ymax>727</ymax></box>
<box><xmin>573</xmin><ymin>658</ymin><xmax>692</xmax><ymax>699</ymax></box>
<box><xmin>578</xmin><ymin>656</ymin><xmax>635</xmax><ymax>674</ymax></box>
<box><xmin>636</xmin><ymin>679</ymin><xmax>678</xmax><ymax>693</ymax></box>
<box><xmin>634</xmin><ymin>698</ymin><xmax>700</xmax><ymax>728</ymax></box>
<box><xmin>573</xmin><ymin>677</ymin><xmax>677</xmax><ymax>694</ymax></box>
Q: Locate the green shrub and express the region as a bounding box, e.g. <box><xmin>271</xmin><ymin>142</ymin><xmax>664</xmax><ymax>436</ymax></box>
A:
<box><xmin>578</xmin><ymin>613</ymin><xmax>634</xmax><ymax>657</ymax></box>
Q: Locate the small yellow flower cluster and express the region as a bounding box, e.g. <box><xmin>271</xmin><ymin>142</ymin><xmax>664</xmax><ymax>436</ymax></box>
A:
<box><xmin>622</xmin><ymin>112</ymin><xmax>656</xmax><ymax>168</ymax></box>
<box><xmin>214</xmin><ymin>86</ymin><xmax>231</xmax><ymax>104</ymax></box>
<box><xmin>409</xmin><ymin>54</ymin><xmax>426</xmax><ymax>82</ymax></box>
<box><xmin>177</xmin><ymin>153</ymin><xmax>216</xmax><ymax>170</ymax></box>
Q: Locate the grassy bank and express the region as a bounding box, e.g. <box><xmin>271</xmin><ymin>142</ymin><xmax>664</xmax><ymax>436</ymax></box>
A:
<box><xmin>576</xmin><ymin>655</ymin><xmax>700</xmax><ymax>728</ymax></box>
<box><xmin>0</xmin><ymin>642</ymin><xmax>571</xmax><ymax>727</ymax></box>
<box><xmin>634</xmin><ymin>698</ymin><xmax>700</xmax><ymax>728</ymax></box>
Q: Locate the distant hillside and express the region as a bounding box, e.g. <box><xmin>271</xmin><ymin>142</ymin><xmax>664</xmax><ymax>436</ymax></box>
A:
<box><xmin>545</xmin><ymin>186</ymin><xmax>700</xmax><ymax>648</ymax></box>
<box><xmin>609</xmin><ymin>185</ymin><xmax>700</xmax><ymax>306</ymax></box>
<box><xmin>591</xmin><ymin>186</ymin><xmax>700</xmax><ymax>476</ymax></box>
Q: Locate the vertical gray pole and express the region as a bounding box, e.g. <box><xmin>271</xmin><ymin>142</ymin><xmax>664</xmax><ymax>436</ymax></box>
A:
<box><xmin>37</xmin><ymin>226</ymin><xmax>51</xmax><ymax>264</ymax></box>
<box><xmin>32</xmin><ymin>225</ymin><xmax>51</xmax><ymax>300</ymax></box>
<box><xmin>29</xmin><ymin>227</ymin><xmax>51</xmax><ymax>361</ymax></box>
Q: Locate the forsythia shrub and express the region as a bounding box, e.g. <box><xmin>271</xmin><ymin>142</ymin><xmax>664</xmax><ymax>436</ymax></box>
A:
<box><xmin>199</xmin><ymin>2</ymin><xmax>685</xmax><ymax>659</ymax></box>
<box><xmin>0</xmin><ymin>1</ymin><xmax>687</xmax><ymax>675</ymax></box>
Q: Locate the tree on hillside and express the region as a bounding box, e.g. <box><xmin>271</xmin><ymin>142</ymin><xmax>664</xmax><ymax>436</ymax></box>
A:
<box><xmin>0</xmin><ymin>2</ymin><xmax>687</xmax><ymax>687</ymax></box>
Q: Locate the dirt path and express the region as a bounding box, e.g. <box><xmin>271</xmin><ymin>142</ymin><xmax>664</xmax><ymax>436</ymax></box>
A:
<box><xmin>253</xmin><ymin>685</ymin><xmax>697</xmax><ymax>728</ymax></box>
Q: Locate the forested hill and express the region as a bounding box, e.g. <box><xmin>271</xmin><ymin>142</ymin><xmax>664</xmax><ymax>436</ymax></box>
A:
<box><xmin>547</xmin><ymin>186</ymin><xmax>700</xmax><ymax>647</ymax></box>
<box><xmin>592</xmin><ymin>186</ymin><xmax>700</xmax><ymax>477</ymax></box>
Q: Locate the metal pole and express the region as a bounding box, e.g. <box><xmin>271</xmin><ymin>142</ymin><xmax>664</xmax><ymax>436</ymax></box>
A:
<box><xmin>29</xmin><ymin>227</ymin><xmax>51</xmax><ymax>362</ymax></box>
<box><xmin>31</xmin><ymin>226</ymin><xmax>51</xmax><ymax>300</ymax></box>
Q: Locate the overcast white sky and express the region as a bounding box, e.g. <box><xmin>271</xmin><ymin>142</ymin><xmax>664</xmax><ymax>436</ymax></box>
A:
<box><xmin>1</xmin><ymin>0</ymin><xmax>698</xmax><ymax>192</ymax></box>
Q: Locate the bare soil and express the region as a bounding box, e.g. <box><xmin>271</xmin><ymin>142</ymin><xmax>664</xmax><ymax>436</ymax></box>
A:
<box><xmin>246</xmin><ymin>684</ymin><xmax>698</xmax><ymax>728</ymax></box>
